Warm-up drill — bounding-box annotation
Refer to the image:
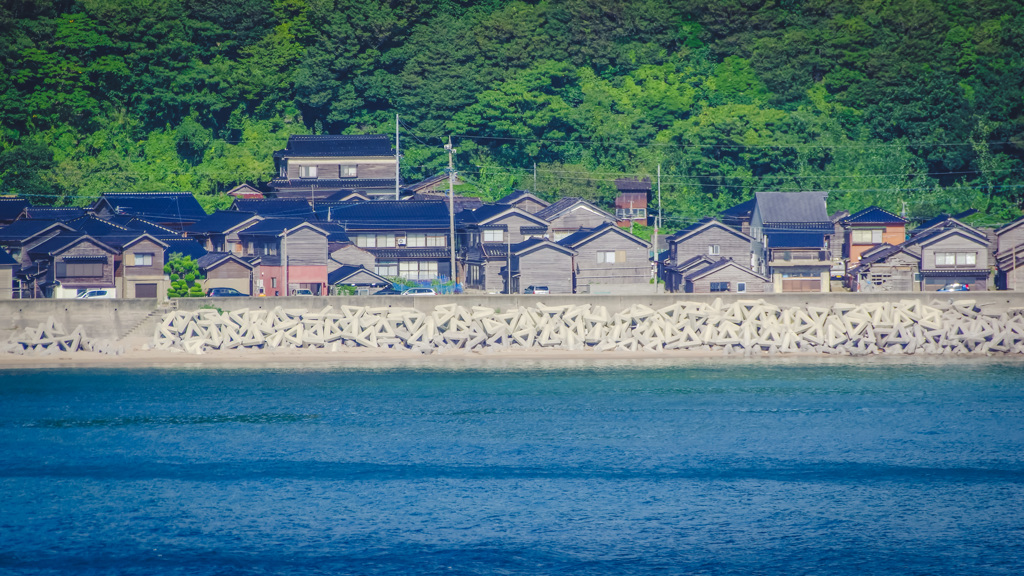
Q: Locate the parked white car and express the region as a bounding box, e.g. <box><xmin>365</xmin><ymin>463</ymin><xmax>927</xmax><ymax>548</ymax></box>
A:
<box><xmin>402</xmin><ymin>287</ymin><xmax>436</xmax><ymax>296</ymax></box>
<box><xmin>77</xmin><ymin>289</ymin><xmax>115</xmax><ymax>299</ymax></box>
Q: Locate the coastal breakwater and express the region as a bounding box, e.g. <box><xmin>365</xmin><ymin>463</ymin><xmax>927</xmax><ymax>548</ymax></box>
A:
<box><xmin>146</xmin><ymin>298</ymin><xmax>1024</xmax><ymax>356</ymax></box>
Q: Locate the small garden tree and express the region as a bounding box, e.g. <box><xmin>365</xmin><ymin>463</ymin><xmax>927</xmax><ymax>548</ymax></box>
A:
<box><xmin>164</xmin><ymin>253</ymin><xmax>206</xmax><ymax>298</ymax></box>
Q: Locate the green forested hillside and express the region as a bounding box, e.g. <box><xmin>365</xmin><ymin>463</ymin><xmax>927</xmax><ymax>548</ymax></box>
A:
<box><xmin>1</xmin><ymin>0</ymin><xmax>1022</xmax><ymax>228</ymax></box>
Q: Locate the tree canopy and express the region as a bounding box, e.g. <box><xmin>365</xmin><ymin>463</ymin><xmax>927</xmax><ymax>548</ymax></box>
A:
<box><xmin>1</xmin><ymin>0</ymin><xmax>1022</xmax><ymax>229</ymax></box>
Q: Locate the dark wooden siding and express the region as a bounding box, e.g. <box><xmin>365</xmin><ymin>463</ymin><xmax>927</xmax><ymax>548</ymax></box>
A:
<box><xmin>572</xmin><ymin>233</ymin><xmax>649</xmax><ymax>288</ymax></box>
<box><xmin>686</xmin><ymin>266</ymin><xmax>769</xmax><ymax>293</ymax></box>
<box><xmin>549</xmin><ymin>207</ymin><xmax>614</xmax><ymax>236</ymax></box>
<box><xmin>124</xmin><ymin>239</ymin><xmax>165</xmax><ymax>278</ymax></box>
<box><xmin>672</xmin><ymin>226</ymin><xmax>751</xmax><ymax>265</ymax></box>
<box><xmin>517</xmin><ymin>249</ymin><xmax>573</xmax><ymax>294</ymax></box>
<box><xmin>282</xmin><ymin>228</ymin><xmax>327</xmax><ymax>266</ymax></box>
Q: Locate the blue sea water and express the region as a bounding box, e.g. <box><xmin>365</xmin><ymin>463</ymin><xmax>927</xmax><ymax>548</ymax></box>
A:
<box><xmin>1</xmin><ymin>358</ymin><xmax>1023</xmax><ymax>575</ymax></box>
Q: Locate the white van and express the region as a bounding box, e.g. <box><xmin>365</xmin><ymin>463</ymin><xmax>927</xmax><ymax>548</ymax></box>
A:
<box><xmin>77</xmin><ymin>289</ymin><xmax>116</xmax><ymax>299</ymax></box>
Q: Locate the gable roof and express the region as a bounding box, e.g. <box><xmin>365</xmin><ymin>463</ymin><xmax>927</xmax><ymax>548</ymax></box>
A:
<box><xmin>0</xmin><ymin>197</ymin><xmax>31</xmax><ymax>222</ymax></box>
<box><xmin>105</xmin><ymin>215</ymin><xmax>182</xmax><ymax>238</ymax></box>
<box><xmin>188</xmin><ymin>210</ymin><xmax>262</xmax><ymax>235</ymax></box>
<box><xmin>93</xmin><ymin>232</ymin><xmax>170</xmax><ymax>251</ymax></box>
<box><xmin>322</xmin><ymin>190</ymin><xmax>371</xmax><ymax>203</ymax></box>
<box><xmin>534</xmin><ymin>197</ymin><xmax>613</xmax><ymax>223</ymax></box>
<box><xmin>457</xmin><ymin>204</ymin><xmax>550</xmax><ymax>227</ymax></box>
<box><xmin>94</xmin><ymin>192</ymin><xmax>207</xmax><ymax>223</ymax></box>
<box><xmin>512</xmin><ymin>238</ymin><xmax>576</xmax><ymax>257</ymax></box>
<box><xmin>410</xmin><ymin>192</ymin><xmax>484</xmax><ymax>213</ymax></box>
<box><xmin>615</xmin><ymin>177</ymin><xmax>651</xmax><ymax>192</ymax></box>
<box><xmin>66</xmin><ymin>214</ymin><xmax>135</xmax><ymax>236</ymax></box>
<box><xmin>907</xmin><ymin>217</ymin><xmax>988</xmax><ymax>245</ymax></box>
<box><xmin>273</xmin><ymin>134</ymin><xmax>393</xmax><ymax>158</ymax></box>
<box><xmin>28</xmin><ymin>233</ymin><xmax>117</xmax><ymax>258</ymax></box>
<box><xmin>230</xmin><ymin>198</ymin><xmax>314</xmax><ymax>218</ymax></box>
<box><xmin>556</xmin><ymin>221</ymin><xmax>650</xmax><ymax>250</ymax></box>
<box><xmin>236</xmin><ymin>218</ymin><xmax>328</xmax><ymax>239</ymax></box>
<box><xmin>684</xmin><ymin>258</ymin><xmax>769</xmax><ymax>282</ymax></box>
<box><xmin>754</xmin><ymin>192</ymin><xmax>830</xmax><ymax>227</ymax></box>
<box><xmin>669</xmin><ymin>254</ymin><xmax>718</xmax><ymax>274</ymax></box>
<box><xmin>328</xmin><ymin>265</ymin><xmax>390</xmax><ymax>286</ymax></box>
<box><xmin>0</xmin><ymin>248</ymin><xmax>17</xmax><ymax>267</ymax></box>
<box><xmin>719</xmin><ymin>198</ymin><xmax>756</xmax><ymax>220</ymax></box>
<box><xmin>225</xmin><ymin>183</ymin><xmax>264</xmax><ymax>198</ymax></box>
<box><xmin>0</xmin><ymin>220</ymin><xmax>75</xmax><ymax>244</ymax></box>
<box><xmin>667</xmin><ymin>218</ymin><xmax>753</xmax><ymax>245</ymax></box>
<box><xmin>848</xmin><ymin>243</ymin><xmax>920</xmax><ymax>273</ymax></box>
<box><xmin>841</xmin><ymin>206</ymin><xmax>907</xmax><ymax>225</ymax></box>
<box><xmin>995</xmin><ymin>215</ymin><xmax>1024</xmax><ymax>236</ymax></box>
<box><xmin>910</xmin><ymin>226</ymin><xmax>991</xmax><ymax>250</ymax></box>
<box><xmin>196</xmin><ymin>252</ymin><xmax>254</xmax><ymax>272</ymax></box>
<box><xmin>329</xmin><ymin>201</ymin><xmax>450</xmax><ymax>230</ymax></box>
<box><xmin>162</xmin><ymin>238</ymin><xmax>209</xmax><ymax>262</ymax></box>
<box><xmin>19</xmin><ymin>206</ymin><xmax>88</xmax><ymax>221</ymax></box>
<box><xmin>496</xmin><ymin>189</ymin><xmax>551</xmax><ymax>208</ymax></box>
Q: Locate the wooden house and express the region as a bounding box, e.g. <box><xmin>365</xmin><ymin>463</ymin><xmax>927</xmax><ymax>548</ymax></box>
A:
<box><xmin>27</xmin><ymin>233</ymin><xmax>118</xmax><ymax>298</ymax></box>
<box><xmin>557</xmin><ymin>222</ymin><xmax>651</xmax><ymax>294</ymax></box>
<box><xmin>840</xmin><ymin>207</ymin><xmax>908</xmax><ymax>263</ymax></box>
<box><xmin>535</xmin><ymin>197</ymin><xmax>616</xmax><ymax>241</ymax></box>
<box><xmin>663</xmin><ymin>255</ymin><xmax>717</xmax><ymax>293</ymax></box>
<box><xmin>666</xmin><ymin>218</ymin><xmax>753</xmax><ymax>269</ymax></box>
<box><xmin>102</xmin><ymin>233</ymin><xmax>170</xmax><ymax>299</ymax></box>
<box><xmin>0</xmin><ymin>220</ymin><xmax>76</xmax><ymax>271</ymax></box>
<box><xmin>92</xmin><ymin>192</ymin><xmax>207</xmax><ymax>231</ymax></box>
<box><xmin>684</xmin><ymin>258</ymin><xmax>771</xmax><ymax>293</ymax></box>
<box><xmin>270</xmin><ymin>134</ymin><xmax>399</xmax><ymax>201</ymax></box>
<box><xmin>995</xmin><ymin>216</ymin><xmax>1024</xmax><ymax>290</ymax></box>
<box><xmin>613</xmin><ymin>178</ymin><xmax>650</xmax><ymax>226</ymax></box>
<box><xmin>458</xmin><ymin>205</ymin><xmax>551</xmax><ymax>293</ymax></box>
<box><xmin>187</xmin><ymin>210</ymin><xmax>262</xmax><ymax>255</ymax></box>
<box><xmin>225</xmin><ymin>183</ymin><xmax>264</xmax><ymax>199</ymax></box>
<box><xmin>846</xmin><ymin>243</ymin><xmax>921</xmax><ymax>292</ymax></box>
<box><xmin>330</xmin><ymin>201</ymin><xmax>453</xmax><ymax>282</ymax></box>
<box><xmin>197</xmin><ymin>253</ymin><xmax>255</xmax><ymax>296</ymax></box>
<box><xmin>463</xmin><ymin>243</ymin><xmax>511</xmax><ymax>293</ymax></box>
<box><xmin>507</xmin><ymin>239</ymin><xmax>576</xmax><ymax>294</ymax></box>
<box><xmin>903</xmin><ymin>221</ymin><xmax>991</xmax><ymax>291</ymax></box>
<box><xmin>238</xmin><ymin>219</ymin><xmax>329</xmax><ymax>296</ymax></box>
<box><xmin>750</xmin><ymin>192</ymin><xmax>833</xmax><ymax>292</ymax></box>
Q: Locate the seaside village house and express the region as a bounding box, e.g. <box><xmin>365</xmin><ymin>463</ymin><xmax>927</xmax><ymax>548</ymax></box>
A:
<box><xmin>496</xmin><ymin>190</ymin><xmax>551</xmax><ymax>215</ymax></box>
<box><xmin>840</xmin><ymin>207</ymin><xmax>908</xmax><ymax>265</ymax></box>
<box><xmin>846</xmin><ymin>243</ymin><xmax>922</xmax><ymax>292</ymax></box>
<box><xmin>197</xmin><ymin>253</ymin><xmax>255</xmax><ymax>296</ymax></box>
<box><xmin>613</xmin><ymin>178</ymin><xmax>650</xmax><ymax>228</ymax></box>
<box><xmin>903</xmin><ymin>217</ymin><xmax>992</xmax><ymax>291</ymax></box>
<box><xmin>506</xmin><ymin>239</ymin><xmax>576</xmax><ymax>294</ymax></box>
<box><xmin>186</xmin><ymin>210</ymin><xmax>263</xmax><ymax>256</ymax></box>
<box><xmin>238</xmin><ymin>219</ymin><xmax>329</xmax><ymax>296</ymax></box>
<box><xmin>662</xmin><ymin>218</ymin><xmax>756</xmax><ymax>293</ymax></box>
<box><xmin>750</xmin><ymin>192</ymin><xmax>834</xmax><ymax>293</ymax></box>
<box><xmin>27</xmin><ymin>233</ymin><xmax>118</xmax><ymax>298</ymax></box>
<box><xmin>534</xmin><ymin>198</ymin><xmax>616</xmax><ymax>241</ymax></box>
<box><xmin>458</xmin><ymin>204</ymin><xmax>551</xmax><ymax>293</ymax></box>
<box><xmin>91</xmin><ymin>192</ymin><xmax>208</xmax><ymax>232</ymax></box>
<box><xmin>683</xmin><ymin>258</ymin><xmax>772</xmax><ymax>294</ymax></box>
<box><xmin>995</xmin><ymin>215</ymin><xmax>1024</xmax><ymax>290</ymax></box>
<box><xmin>108</xmin><ymin>233</ymin><xmax>170</xmax><ymax>299</ymax></box>
<box><xmin>270</xmin><ymin>134</ymin><xmax>400</xmax><ymax>202</ymax></box>
<box><xmin>0</xmin><ymin>249</ymin><xmax>16</xmax><ymax>299</ymax></box>
<box><xmin>557</xmin><ymin>222</ymin><xmax>652</xmax><ymax>294</ymax></box>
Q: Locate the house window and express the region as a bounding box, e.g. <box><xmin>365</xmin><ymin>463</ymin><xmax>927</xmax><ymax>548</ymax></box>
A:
<box><xmin>598</xmin><ymin>251</ymin><xmax>616</xmax><ymax>264</ymax></box>
<box><xmin>737</xmin><ymin>282</ymin><xmax>746</xmax><ymax>293</ymax></box>
<box><xmin>956</xmin><ymin>252</ymin><xmax>977</xmax><ymax>266</ymax></box>
<box><xmin>709</xmin><ymin>245</ymin><xmax>720</xmax><ymax>256</ymax></box>
<box><xmin>132</xmin><ymin>253</ymin><xmax>153</xmax><ymax>266</ymax></box>
<box><xmin>852</xmin><ymin>229</ymin><xmax>883</xmax><ymax>244</ymax></box>
<box><xmin>710</xmin><ymin>282</ymin><xmax>730</xmax><ymax>292</ymax></box>
<box><xmin>483</xmin><ymin>229</ymin><xmax>504</xmax><ymax>243</ymax></box>
<box><xmin>262</xmin><ymin>243</ymin><xmax>277</xmax><ymax>256</ymax></box>
<box><xmin>299</xmin><ymin>165</ymin><xmax>317</xmax><ymax>178</ymax></box>
<box><xmin>935</xmin><ymin>252</ymin><xmax>976</xmax><ymax>267</ymax></box>
<box><xmin>271</xmin><ymin>278</ymin><xmax>277</xmax><ymax>288</ymax></box>
<box><xmin>399</xmin><ymin>260</ymin><xmax>438</xmax><ymax>281</ymax></box>
<box><xmin>57</xmin><ymin>262</ymin><xmax>104</xmax><ymax>277</ymax></box>
<box><xmin>375</xmin><ymin>260</ymin><xmax>398</xmax><ymax>277</ymax></box>
<box><xmin>340</xmin><ymin>165</ymin><xmax>357</xmax><ymax>178</ymax></box>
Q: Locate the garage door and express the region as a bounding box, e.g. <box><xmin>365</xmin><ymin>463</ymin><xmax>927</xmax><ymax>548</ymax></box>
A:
<box><xmin>782</xmin><ymin>278</ymin><xmax>821</xmax><ymax>292</ymax></box>
<box><xmin>135</xmin><ymin>283</ymin><xmax>158</xmax><ymax>298</ymax></box>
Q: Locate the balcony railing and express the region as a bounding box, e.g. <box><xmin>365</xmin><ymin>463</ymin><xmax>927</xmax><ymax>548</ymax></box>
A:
<box><xmin>768</xmin><ymin>249</ymin><xmax>831</xmax><ymax>264</ymax></box>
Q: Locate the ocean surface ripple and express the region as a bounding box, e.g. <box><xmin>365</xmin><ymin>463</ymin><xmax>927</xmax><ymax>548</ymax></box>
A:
<box><xmin>1</xmin><ymin>359</ymin><xmax>1023</xmax><ymax>575</ymax></box>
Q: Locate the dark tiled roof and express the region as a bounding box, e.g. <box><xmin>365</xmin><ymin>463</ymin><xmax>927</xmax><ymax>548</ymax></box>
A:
<box><xmin>330</xmin><ymin>201</ymin><xmax>450</xmax><ymax>230</ymax></box>
<box><xmin>496</xmin><ymin>190</ymin><xmax>550</xmax><ymax>207</ymax></box>
<box><xmin>842</xmin><ymin>206</ymin><xmax>907</xmax><ymax>225</ymax></box>
<box><xmin>669</xmin><ymin>255</ymin><xmax>717</xmax><ymax>274</ymax></box>
<box><xmin>270</xmin><ymin>178</ymin><xmax>397</xmax><ymax>190</ymax></box>
<box><xmin>97</xmin><ymin>192</ymin><xmax>207</xmax><ymax>222</ymax></box>
<box><xmin>558</xmin><ymin>222</ymin><xmax>650</xmax><ymax>249</ymax></box>
<box><xmin>313</xmin><ymin>221</ymin><xmax>351</xmax><ymax>243</ymax></box>
<box><xmin>906</xmin><ymin>225</ymin><xmax>990</xmax><ymax>249</ymax></box>
<box><xmin>21</xmin><ymin>207</ymin><xmax>88</xmax><ymax>221</ymax></box>
<box><xmin>457</xmin><ymin>204</ymin><xmax>545</xmax><ymax>226</ymax></box>
<box><xmin>196</xmin><ymin>252</ymin><xmax>252</xmax><ymax>270</ymax></box>
<box><xmin>0</xmin><ymin>220</ymin><xmax>73</xmax><ymax>243</ymax></box>
<box><xmin>328</xmin><ymin>265</ymin><xmax>389</xmax><ymax>286</ymax></box>
<box><xmin>410</xmin><ymin>193</ymin><xmax>484</xmax><ymax>213</ymax></box>
<box><xmin>513</xmin><ymin>238</ymin><xmax>575</xmax><ymax>256</ymax></box>
<box><xmin>321</xmin><ymin>190</ymin><xmax>370</xmax><ymax>202</ymax></box>
<box><xmin>366</xmin><ymin>247</ymin><xmax>451</xmax><ymax>259</ymax></box>
<box><xmin>231</xmin><ymin>199</ymin><xmax>313</xmax><ymax>217</ymax></box>
<box><xmin>718</xmin><ymin>198</ymin><xmax>756</xmax><ymax>219</ymax></box>
<box><xmin>29</xmin><ymin>233</ymin><xmax>115</xmax><ymax>257</ymax></box>
<box><xmin>188</xmin><ymin>210</ymin><xmax>260</xmax><ymax>234</ymax></box>
<box><xmin>755</xmin><ymin>192</ymin><xmax>829</xmax><ymax>225</ymax></box>
<box><xmin>535</xmin><ymin>197</ymin><xmax>588</xmax><ymax>221</ymax></box>
<box><xmin>273</xmin><ymin>134</ymin><xmax>393</xmax><ymax>158</ymax></box>
<box><xmin>668</xmin><ymin>218</ymin><xmax>751</xmax><ymax>244</ymax></box>
<box><xmin>236</xmin><ymin>218</ymin><xmax>325</xmax><ymax>238</ymax></box>
<box><xmin>615</xmin><ymin>177</ymin><xmax>651</xmax><ymax>191</ymax></box>
<box><xmin>767</xmin><ymin>231</ymin><xmax>827</xmax><ymax>249</ymax></box>
<box><xmin>92</xmin><ymin>233</ymin><xmax>167</xmax><ymax>251</ymax></box>
<box><xmin>162</xmin><ymin>238</ymin><xmax>209</xmax><ymax>262</ymax></box>
<box><xmin>0</xmin><ymin>198</ymin><xmax>31</xmax><ymax>222</ymax></box>
<box><xmin>66</xmin><ymin>215</ymin><xmax>134</xmax><ymax>236</ymax></box>
<box><xmin>106</xmin><ymin>215</ymin><xmax>182</xmax><ymax>238</ymax></box>
<box><xmin>0</xmin><ymin>249</ymin><xmax>18</xmax><ymax>267</ymax></box>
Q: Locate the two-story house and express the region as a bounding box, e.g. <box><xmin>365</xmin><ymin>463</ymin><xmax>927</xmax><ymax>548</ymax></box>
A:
<box><xmin>535</xmin><ymin>197</ymin><xmax>616</xmax><ymax>241</ymax></box>
<box><xmin>662</xmin><ymin>218</ymin><xmax>754</xmax><ymax>293</ymax></box>
<box><xmin>506</xmin><ymin>239</ymin><xmax>576</xmax><ymax>294</ymax></box>
<box><xmin>237</xmin><ymin>219</ymin><xmax>330</xmax><ymax>296</ymax></box>
<box><xmin>270</xmin><ymin>134</ymin><xmax>399</xmax><ymax>201</ymax></box>
<box><xmin>27</xmin><ymin>233</ymin><xmax>119</xmax><ymax>298</ymax></box>
<box><xmin>613</xmin><ymin>178</ymin><xmax>650</xmax><ymax>227</ymax></box>
<box><xmin>846</xmin><ymin>243</ymin><xmax>921</xmax><ymax>292</ymax></box>
<box><xmin>840</xmin><ymin>207</ymin><xmax>908</xmax><ymax>264</ymax></box>
<box><xmin>750</xmin><ymin>192</ymin><xmax>833</xmax><ymax>293</ymax></box>
<box><xmin>458</xmin><ymin>205</ymin><xmax>551</xmax><ymax>293</ymax></box>
<box><xmin>902</xmin><ymin>219</ymin><xmax>991</xmax><ymax>291</ymax></box>
<box><xmin>557</xmin><ymin>222</ymin><xmax>652</xmax><ymax>294</ymax></box>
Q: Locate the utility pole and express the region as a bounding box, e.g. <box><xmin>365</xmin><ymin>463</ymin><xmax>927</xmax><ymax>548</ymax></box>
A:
<box><xmin>533</xmin><ymin>162</ymin><xmax>537</xmax><ymax>193</ymax></box>
<box><xmin>395</xmin><ymin>114</ymin><xmax>401</xmax><ymax>201</ymax></box>
<box><xmin>282</xmin><ymin>228</ymin><xmax>288</xmax><ymax>297</ymax></box>
<box><xmin>654</xmin><ymin>165</ymin><xmax>661</xmax><ymax>294</ymax></box>
<box><xmin>507</xmin><ymin>230</ymin><xmax>512</xmax><ymax>295</ymax></box>
<box><xmin>445</xmin><ymin>136</ymin><xmax>457</xmax><ymax>291</ymax></box>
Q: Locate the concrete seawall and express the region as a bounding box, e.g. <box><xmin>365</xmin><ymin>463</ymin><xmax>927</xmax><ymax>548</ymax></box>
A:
<box><xmin>4</xmin><ymin>292</ymin><xmax>1024</xmax><ymax>344</ymax></box>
